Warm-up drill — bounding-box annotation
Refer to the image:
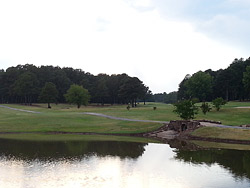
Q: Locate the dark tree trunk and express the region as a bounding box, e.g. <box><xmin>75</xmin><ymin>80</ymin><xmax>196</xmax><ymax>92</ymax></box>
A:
<box><xmin>131</xmin><ymin>100</ymin><xmax>134</xmax><ymax>107</ymax></box>
<box><xmin>24</xmin><ymin>95</ymin><xmax>27</xmax><ymax>105</ymax></box>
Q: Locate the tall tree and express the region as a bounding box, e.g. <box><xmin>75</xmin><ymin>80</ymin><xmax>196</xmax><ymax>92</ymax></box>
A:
<box><xmin>243</xmin><ymin>66</ymin><xmax>250</xmax><ymax>99</ymax></box>
<box><xmin>64</xmin><ymin>84</ymin><xmax>90</xmax><ymax>108</ymax></box>
<box><xmin>177</xmin><ymin>74</ymin><xmax>191</xmax><ymax>100</ymax></box>
<box><xmin>119</xmin><ymin>77</ymin><xmax>145</xmax><ymax>107</ymax></box>
<box><xmin>39</xmin><ymin>82</ymin><xmax>58</xmax><ymax>108</ymax></box>
<box><xmin>12</xmin><ymin>72</ymin><xmax>39</xmax><ymax>105</ymax></box>
<box><xmin>91</xmin><ymin>74</ymin><xmax>109</xmax><ymax>105</ymax></box>
<box><xmin>164</xmin><ymin>91</ymin><xmax>178</xmax><ymax>104</ymax></box>
<box><xmin>179</xmin><ymin>71</ymin><xmax>212</xmax><ymax>101</ymax></box>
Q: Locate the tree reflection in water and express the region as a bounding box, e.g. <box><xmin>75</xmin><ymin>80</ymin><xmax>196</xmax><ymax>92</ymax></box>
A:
<box><xmin>1</xmin><ymin>138</ymin><xmax>250</xmax><ymax>182</ymax></box>
<box><xmin>174</xmin><ymin>148</ymin><xmax>250</xmax><ymax>179</ymax></box>
<box><xmin>0</xmin><ymin>139</ymin><xmax>147</xmax><ymax>161</ymax></box>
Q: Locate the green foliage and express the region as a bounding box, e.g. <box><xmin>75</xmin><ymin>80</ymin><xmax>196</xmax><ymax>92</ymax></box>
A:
<box><xmin>184</xmin><ymin>71</ymin><xmax>213</xmax><ymax>101</ymax></box>
<box><xmin>173</xmin><ymin>99</ymin><xmax>198</xmax><ymax>120</ymax></box>
<box><xmin>243</xmin><ymin>66</ymin><xmax>250</xmax><ymax>93</ymax></box>
<box><xmin>118</xmin><ymin>77</ymin><xmax>146</xmax><ymax>107</ymax></box>
<box><xmin>39</xmin><ymin>82</ymin><xmax>58</xmax><ymax>108</ymax></box>
<box><xmin>12</xmin><ymin>72</ymin><xmax>39</xmax><ymax>104</ymax></box>
<box><xmin>212</xmin><ymin>97</ymin><xmax>227</xmax><ymax>111</ymax></box>
<box><xmin>200</xmin><ymin>102</ymin><xmax>212</xmax><ymax>115</ymax></box>
<box><xmin>164</xmin><ymin>91</ymin><xmax>177</xmax><ymax>104</ymax></box>
<box><xmin>178</xmin><ymin>57</ymin><xmax>250</xmax><ymax>102</ymax></box>
<box><xmin>64</xmin><ymin>84</ymin><xmax>90</xmax><ymax>108</ymax></box>
<box><xmin>0</xmin><ymin>65</ymin><xmax>149</xmax><ymax>105</ymax></box>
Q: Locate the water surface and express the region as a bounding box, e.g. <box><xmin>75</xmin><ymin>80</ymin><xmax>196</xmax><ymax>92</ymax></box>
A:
<box><xmin>0</xmin><ymin>139</ymin><xmax>250</xmax><ymax>188</ymax></box>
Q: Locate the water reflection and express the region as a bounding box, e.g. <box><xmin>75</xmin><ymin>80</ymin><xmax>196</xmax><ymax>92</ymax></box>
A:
<box><xmin>0</xmin><ymin>139</ymin><xmax>147</xmax><ymax>160</ymax></box>
<box><xmin>0</xmin><ymin>138</ymin><xmax>250</xmax><ymax>188</ymax></box>
<box><xmin>174</xmin><ymin>149</ymin><xmax>250</xmax><ymax>179</ymax></box>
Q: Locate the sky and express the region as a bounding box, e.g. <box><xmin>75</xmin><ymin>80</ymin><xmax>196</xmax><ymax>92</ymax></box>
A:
<box><xmin>0</xmin><ymin>0</ymin><xmax>249</xmax><ymax>93</ymax></box>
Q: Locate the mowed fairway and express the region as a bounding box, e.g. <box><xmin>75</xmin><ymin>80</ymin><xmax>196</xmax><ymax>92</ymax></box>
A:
<box><xmin>0</xmin><ymin>103</ymin><xmax>164</xmax><ymax>134</ymax></box>
<box><xmin>1</xmin><ymin>101</ymin><xmax>250</xmax><ymax>134</ymax></box>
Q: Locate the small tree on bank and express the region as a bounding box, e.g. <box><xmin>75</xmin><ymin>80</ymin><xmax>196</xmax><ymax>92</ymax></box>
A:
<box><xmin>212</xmin><ymin>97</ymin><xmax>227</xmax><ymax>111</ymax></box>
<box><xmin>200</xmin><ymin>102</ymin><xmax>212</xmax><ymax>115</ymax></box>
<box><xmin>39</xmin><ymin>82</ymin><xmax>58</xmax><ymax>108</ymax></box>
<box><xmin>173</xmin><ymin>99</ymin><xmax>198</xmax><ymax>120</ymax></box>
<box><xmin>64</xmin><ymin>84</ymin><xmax>90</xmax><ymax>108</ymax></box>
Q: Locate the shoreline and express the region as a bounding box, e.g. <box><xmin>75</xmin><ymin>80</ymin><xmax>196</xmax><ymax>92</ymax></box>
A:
<box><xmin>1</xmin><ymin>126</ymin><xmax>250</xmax><ymax>146</ymax></box>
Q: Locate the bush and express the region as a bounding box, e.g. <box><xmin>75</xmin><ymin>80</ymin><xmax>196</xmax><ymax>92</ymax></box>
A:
<box><xmin>200</xmin><ymin>102</ymin><xmax>212</xmax><ymax>115</ymax></box>
<box><xmin>173</xmin><ymin>99</ymin><xmax>198</xmax><ymax>120</ymax></box>
<box><xmin>212</xmin><ymin>97</ymin><xmax>227</xmax><ymax>111</ymax></box>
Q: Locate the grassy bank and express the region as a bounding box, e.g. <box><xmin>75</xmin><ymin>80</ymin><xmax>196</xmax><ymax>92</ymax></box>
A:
<box><xmin>3</xmin><ymin>101</ymin><xmax>250</xmax><ymax>124</ymax></box>
<box><xmin>191</xmin><ymin>140</ymin><xmax>250</xmax><ymax>150</ymax></box>
<box><xmin>1</xmin><ymin>102</ymin><xmax>250</xmax><ymax>142</ymax></box>
<box><xmin>191</xmin><ymin>127</ymin><xmax>250</xmax><ymax>141</ymax></box>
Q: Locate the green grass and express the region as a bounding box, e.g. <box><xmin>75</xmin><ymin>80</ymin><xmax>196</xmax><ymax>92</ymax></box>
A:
<box><xmin>3</xmin><ymin>101</ymin><xmax>250</xmax><ymax>125</ymax></box>
<box><xmin>1</xmin><ymin>101</ymin><xmax>250</xmax><ymax>141</ymax></box>
<box><xmin>194</xmin><ymin>102</ymin><xmax>250</xmax><ymax>125</ymax></box>
<box><xmin>192</xmin><ymin>127</ymin><xmax>250</xmax><ymax>141</ymax></box>
<box><xmin>0</xmin><ymin>133</ymin><xmax>160</xmax><ymax>143</ymax></box>
<box><xmin>0</xmin><ymin>104</ymin><xmax>162</xmax><ymax>134</ymax></box>
<box><xmin>191</xmin><ymin>140</ymin><xmax>250</xmax><ymax>150</ymax></box>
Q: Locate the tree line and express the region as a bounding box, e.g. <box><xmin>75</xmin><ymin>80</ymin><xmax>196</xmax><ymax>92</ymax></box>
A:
<box><xmin>177</xmin><ymin>57</ymin><xmax>250</xmax><ymax>102</ymax></box>
<box><xmin>0</xmin><ymin>64</ymin><xmax>151</xmax><ymax>107</ymax></box>
<box><xmin>153</xmin><ymin>91</ymin><xmax>178</xmax><ymax>104</ymax></box>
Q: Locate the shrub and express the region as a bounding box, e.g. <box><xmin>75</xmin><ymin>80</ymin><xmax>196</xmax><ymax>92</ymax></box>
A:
<box><xmin>212</xmin><ymin>97</ymin><xmax>227</xmax><ymax>111</ymax></box>
<box><xmin>173</xmin><ymin>99</ymin><xmax>198</xmax><ymax>120</ymax></box>
<box><xmin>200</xmin><ymin>102</ymin><xmax>212</xmax><ymax>115</ymax></box>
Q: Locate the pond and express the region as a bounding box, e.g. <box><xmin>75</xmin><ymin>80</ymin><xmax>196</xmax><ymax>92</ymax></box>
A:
<box><xmin>0</xmin><ymin>138</ymin><xmax>250</xmax><ymax>188</ymax></box>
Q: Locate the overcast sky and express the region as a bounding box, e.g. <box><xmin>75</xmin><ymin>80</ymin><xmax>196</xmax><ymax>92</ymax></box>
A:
<box><xmin>0</xmin><ymin>0</ymin><xmax>249</xmax><ymax>93</ymax></box>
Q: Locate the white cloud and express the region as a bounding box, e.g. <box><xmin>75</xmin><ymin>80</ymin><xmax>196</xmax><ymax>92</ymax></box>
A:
<box><xmin>150</xmin><ymin>0</ymin><xmax>250</xmax><ymax>52</ymax></box>
<box><xmin>0</xmin><ymin>0</ymin><xmax>248</xmax><ymax>93</ymax></box>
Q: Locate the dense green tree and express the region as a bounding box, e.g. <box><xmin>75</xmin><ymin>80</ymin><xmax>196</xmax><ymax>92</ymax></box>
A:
<box><xmin>91</xmin><ymin>74</ymin><xmax>109</xmax><ymax>105</ymax></box>
<box><xmin>52</xmin><ymin>68</ymin><xmax>71</xmax><ymax>102</ymax></box>
<box><xmin>153</xmin><ymin>92</ymin><xmax>167</xmax><ymax>103</ymax></box>
<box><xmin>164</xmin><ymin>91</ymin><xmax>178</xmax><ymax>104</ymax></box>
<box><xmin>118</xmin><ymin>77</ymin><xmax>145</xmax><ymax>107</ymax></box>
<box><xmin>243</xmin><ymin>66</ymin><xmax>250</xmax><ymax>98</ymax></box>
<box><xmin>177</xmin><ymin>58</ymin><xmax>250</xmax><ymax>102</ymax></box>
<box><xmin>0</xmin><ymin>64</ymin><xmax>149</xmax><ymax>105</ymax></box>
<box><xmin>212</xmin><ymin>69</ymin><xmax>230</xmax><ymax>100</ymax></box>
<box><xmin>38</xmin><ymin>82</ymin><xmax>58</xmax><ymax>108</ymax></box>
<box><xmin>177</xmin><ymin>74</ymin><xmax>191</xmax><ymax>100</ymax></box>
<box><xmin>106</xmin><ymin>74</ymin><xmax>121</xmax><ymax>104</ymax></box>
<box><xmin>173</xmin><ymin>99</ymin><xmax>198</xmax><ymax>120</ymax></box>
<box><xmin>0</xmin><ymin>70</ymin><xmax>5</xmax><ymax>103</ymax></box>
<box><xmin>185</xmin><ymin>71</ymin><xmax>213</xmax><ymax>101</ymax></box>
<box><xmin>64</xmin><ymin>84</ymin><xmax>90</xmax><ymax>108</ymax></box>
<box><xmin>152</xmin><ymin>92</ymin><xmax>177</xmax><ymax>104</ymax></box>
<box><xmin>226</xmin><ymin>58</ymin><xmax>246</xmax><ymax>100</ymax></box>
<box><xmin>173</xmin><ymin>100</ymin><xmax>198</xmax><ymax>120</ymax></box>
<box><xmin>12</xmin><ymin>72</ymin><xmax>39</xmax><ymax>105</ymax></box>
<box><xmin>212</xmin><ymin>97</ymin><xmax>227</xmax><ymax>111</ymax></box>
<box><xmin>141</xmin><ymin>86</ymin><xmax>152</xmax><ymax>105</ymax></box>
